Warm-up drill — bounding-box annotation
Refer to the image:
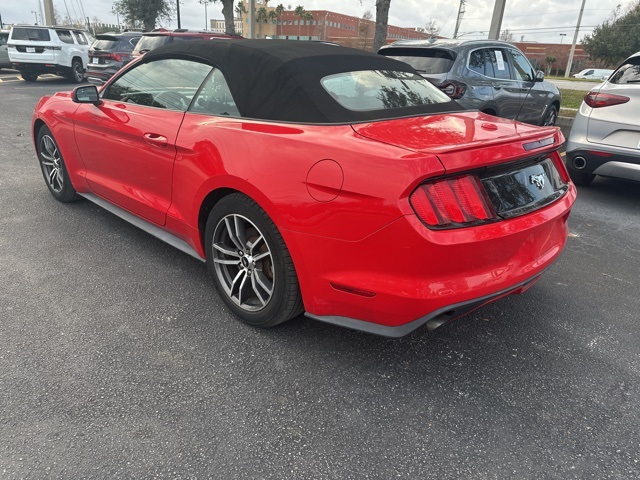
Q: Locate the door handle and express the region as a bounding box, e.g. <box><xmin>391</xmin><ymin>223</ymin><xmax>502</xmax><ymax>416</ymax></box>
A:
<box><xmin>143</xmin><ymin>132</ymin><xmax>168</xmax><ymax>148</ymax></box>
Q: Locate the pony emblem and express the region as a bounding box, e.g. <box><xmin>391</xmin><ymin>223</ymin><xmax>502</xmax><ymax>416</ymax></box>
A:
<box><xmin>529</xmin><ymin>172</ymin><xmax>546</xmax><ymax>190</ymax></box>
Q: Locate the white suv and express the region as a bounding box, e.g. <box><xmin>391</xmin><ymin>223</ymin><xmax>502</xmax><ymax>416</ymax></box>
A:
<box><xmin>7</xmin><ymin>25</ymin><xmax>89</xmax><ymax>83</ymax></box>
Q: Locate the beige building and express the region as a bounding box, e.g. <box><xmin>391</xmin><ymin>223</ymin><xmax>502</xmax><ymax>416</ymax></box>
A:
<box><xmin>210</xmin><ymin>19</ymin><xmax>244</xmax><ymax>35</ymax></box>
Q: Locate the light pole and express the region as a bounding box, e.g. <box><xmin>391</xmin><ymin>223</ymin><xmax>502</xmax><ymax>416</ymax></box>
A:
<box><xmin>564</xmin><ymin>0</ymin><xmax>586</xmax><ymax>78</ymax></box>
<box><xmin>176</xmin><ymin>0</ymin><xmax>181</xmax><ymax>29</ymax></box>
<box><xmin>559</xmin><ymin>33</ymin><xmax>566</xmax><ymax>43</ymax></box>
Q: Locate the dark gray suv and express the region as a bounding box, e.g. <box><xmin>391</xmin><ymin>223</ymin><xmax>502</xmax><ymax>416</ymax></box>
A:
<box><xmin>379</xmin><ymin>39</ymin><xmax>561</xmax><ymax>126</ymax></box>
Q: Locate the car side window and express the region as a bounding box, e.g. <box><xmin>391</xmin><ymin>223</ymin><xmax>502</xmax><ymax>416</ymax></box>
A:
<box><xmin>468</xmin><ymin>49</ymin><xmax>495</xmax><ymax>77</ymax></box>
<box><xmin>508</xmin><ymin>49</ymin><xmax>534</xmax><ymax>82</ymax></box>
<box><xmin>490</xmin><ymin>49</ymin><xmax>511</xmax><ymax>80</ymax></box>
<box><xmin>73</xmin><ymin>31</ymin><xmax>88</xmax><ymax>45</ymax></box>
<box><xmin>189</xmin><ymin>68</ymin><xmax>240</xmax><ymax>117</ymax></box>
<box><xmin>103</xmin><ymin>58</ymin><xmax>213</xmax><ymax>111</ymax></box>
<box><xmin>0</xmin><ymin>34</ymin><xmax>7</xmax><ymax>46</ymax></box>
<box><xmin>57</xmin><ymin>30</ymin><xmax>74</xmax><ymax>44</ymax></box>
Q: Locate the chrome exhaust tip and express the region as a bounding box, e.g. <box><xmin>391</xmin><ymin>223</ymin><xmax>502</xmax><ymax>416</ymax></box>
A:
<box><xmin>572</xmin><ymin>156</ymin><xmax>587</xmax><ymax>170</ymax></box>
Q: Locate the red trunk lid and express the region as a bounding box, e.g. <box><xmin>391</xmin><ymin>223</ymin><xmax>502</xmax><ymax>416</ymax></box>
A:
<box><xmin>352</xmin><ymin>111</ymin><xmax>563</xmax><ymax>173</ymax></box>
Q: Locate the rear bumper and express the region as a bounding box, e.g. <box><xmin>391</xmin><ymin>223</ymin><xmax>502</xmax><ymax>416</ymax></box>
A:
<box><xmin>291</xmin><ymin>186</ymin><xmax>576</xmax><ymax>336</ymax></box>
<box><xmin>11</xmin><ymin>62</ymin><xmax>71</xmax><ymax>76</ymax></box>
<box><xmin>565</xmin><ymin>148</ymin><xmax>640</xmax><ymax>182</ymax></box>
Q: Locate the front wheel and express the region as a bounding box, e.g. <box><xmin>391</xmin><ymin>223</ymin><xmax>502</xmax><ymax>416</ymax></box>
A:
<box><xmin>36</xmin><ymin>126</ymin><xmax>79</xmax><ymax>202</ymax></box>
<box><xmin>68</xmin><ymin>59</ymin><xmax>84</xmax><ymax>83</ymax></box>
<box><xmin>205</xmin><ymin>193</ymin><xmax>303</xmax><ymax>327</ymax></box>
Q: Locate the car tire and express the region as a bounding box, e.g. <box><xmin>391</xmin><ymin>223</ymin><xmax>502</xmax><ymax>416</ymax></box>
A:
<box><xmin>542</xmin><ymin>105</ymin><xmax>558</xmax><ymax>126</ymax></box>
<box><xmin>568</xmin><ymin>169</ymin><xmax>595</xmax><ymax>186</ymax></box>
<box><xmin>20</xmin><ymin>71</ymin><xmax>38</xmax><ymax>82</ymax></box>
<box><xmin>205</xmin><ymin>193</ymin><xmax>303</xmax><ymax>328</ymax></box>
<box><xmin>36</xmin><ymin>125</ymin><xmax>79</xmax><ymax>202</ymax></box>
<box><xmin>69</xmin><ymin>59</ymin><xmax>84</xmax><ymax>83</ymax></box>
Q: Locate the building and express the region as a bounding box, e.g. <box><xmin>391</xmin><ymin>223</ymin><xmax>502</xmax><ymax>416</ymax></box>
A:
<box><xmin>237</xmin><ymin>4</ymin><xmax>429</xmax><ymax>48</ymax></box>
<box><xmin>210</xmin><ymin>18</ymin><xmax>243</xmax><ymax>35</ymax></box>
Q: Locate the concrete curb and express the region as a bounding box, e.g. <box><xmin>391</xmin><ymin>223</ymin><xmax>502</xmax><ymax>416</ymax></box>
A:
<box><xmin>556</xmin><ymin>116</ymin><xmax>574</xmax><ymax>141</ymax></box>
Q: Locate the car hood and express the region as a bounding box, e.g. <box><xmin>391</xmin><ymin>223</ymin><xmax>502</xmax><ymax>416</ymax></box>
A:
<box><xmin>351</xmin><ymin>111</ymin><xmax>562</xmax><ymax>171</ymax></box>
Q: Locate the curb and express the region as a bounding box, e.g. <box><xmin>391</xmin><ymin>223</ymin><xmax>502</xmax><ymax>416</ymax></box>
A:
<box><xmin>556</xmin><ymin>116</ymin><xmax>574</xmax><ymax>140</ymax></box>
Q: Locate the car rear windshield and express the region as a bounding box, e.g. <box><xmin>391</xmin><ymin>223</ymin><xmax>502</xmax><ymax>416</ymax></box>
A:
<box><xmin>135</xmin><ymin>35</ymin><xmax>171</xmax><ymax>52</ymax></box>
<box><xmin>379</xmin><ymin>48</ymin><xmax>456</xmax><ymax>74</ymax></box>
<box><xmin>321</xmin><ymin>70</ymin><xmax>452</xmax><ymax>111</ymax></box>
<box><xmin>92</xmin><ymin>37</ymin><xmax>120</xmax><ymax>51</ymax></box>
<box><xmin>608</xmin><ymin>57</ymin><xmax>640</xmax><ymax>84</ymax></box>
<box><xmin>10</xmin><ymin>27</ymin><xmax>51</xmax><ymax>42</ymax></box>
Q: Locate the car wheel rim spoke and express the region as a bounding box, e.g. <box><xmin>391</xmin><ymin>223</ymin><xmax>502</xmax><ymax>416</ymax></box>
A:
<box><xmin>213</xmin><ymin>213</ymin><xmax>274</xmax><ymax>312</ymax></box>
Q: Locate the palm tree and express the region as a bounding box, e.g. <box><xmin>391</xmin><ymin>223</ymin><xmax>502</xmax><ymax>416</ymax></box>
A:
<box><xmin>257</xmin><ymin>6</ymin><xmax>268</xmax><ymax>39</ymax></box>
<box><xmin>294</xmin><ymin>5</ymin><xmax>305</xmax><ymax>39</ymax></box>
<box><xmin>267</xmin><ymin>10</ymin><xmax>278</xmax><ymax>37</ymax></box>
<box><xmin>235</xmin><ymin>1</ymin><xmax>248</xmax><ymax>36</ymax></box>
<box><xmin>275</xmin><ymin>4</ymin><xmax>285</xmax><ymax>38</ymax></box>
<box><xmin>304</xmin><ymin>11</ymin><xmax>313</xmax><ymax>39</ymax></box>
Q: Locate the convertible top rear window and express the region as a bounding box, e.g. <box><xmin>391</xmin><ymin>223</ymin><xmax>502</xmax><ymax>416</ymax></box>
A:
<box><xmin>321</xmin><ymin>70</ymin><xmax>451</xmax><ymax>111</ymax></box>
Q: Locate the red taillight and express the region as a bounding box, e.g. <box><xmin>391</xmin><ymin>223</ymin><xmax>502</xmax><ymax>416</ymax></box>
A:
<box><xmin>438</xmin><ymin>80</ymin><xmax>467</xmax><ymax>99</ymax></box>
<box><xmin>410</xmin><ymin>175</ymin><xmax>497</xmax><ymax>228</ymax></box>
<box><xmin>550</xmin><ymin>151</ymin><xmax>570</xmax><ymax>183</ymax></box>
<box><xmin>108</xmin><ymin>53</ymin><xmax>124</xmax><ymax>62</ymax></box>
<box><xmin>584</xmin><ymin>92</ymin><xmax>630</xmax><ymax>108</ymax></box>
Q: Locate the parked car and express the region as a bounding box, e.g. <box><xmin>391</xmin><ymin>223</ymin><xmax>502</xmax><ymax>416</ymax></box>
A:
<box><xmin>131</xmin><ymin>29</ymin><xmax>242</xmax><ymax>58</ymax></box>
<box><xmin>573</xmin><ymin>68</ymin><xmax>614</xmax><ymax>80</ymax></box>
<box><xmin>7</xmin><ymin>25</ymin><xmax>90</xmax><ymax>82</ymax></box>
<box><xmin>86</xmin><ymin>31</ymin><xmax>142</xmax><ymax>85</ymax></box>
<box><xmin>378</xmin><ymin>39</ymin><xmax>561</xmax><ymax>126</ymax></box>
<box><xmin>565</xmin><ymin>52</ymin><xmax>640</xmax><ymax>186</ymax></box>
<box><xmin>32</xmin><ymin>40</ymin><xmax>575</xmax><ymax>337</ymax></box>
<box><xmin>0</xmin><ymin>30</ymin><xmax>11</xmax><ymax>70</ymax></box>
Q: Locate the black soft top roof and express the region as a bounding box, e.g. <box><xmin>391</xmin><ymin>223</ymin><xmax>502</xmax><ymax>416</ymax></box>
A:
<box><xmin>143</xmin><ymin>39</ymin><xmax>461</xmax><ymax>123</ymax></box>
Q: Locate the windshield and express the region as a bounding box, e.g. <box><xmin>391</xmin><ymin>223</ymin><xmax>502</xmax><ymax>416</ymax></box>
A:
<box><xmin>321</xmin><ymin>70</ymin><xmax>452</xmax><ymax>111</ymax></box>
<box><xmin>379</xmin><ymin>48</ymin><xmax>456</xmax><ymax>74</ymax></box>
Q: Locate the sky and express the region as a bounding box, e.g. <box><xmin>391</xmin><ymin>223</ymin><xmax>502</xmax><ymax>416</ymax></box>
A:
<box><xmin>1</xmin><ymin>0</ymin><xmax>633</xmax><ymax>44</ymax></box>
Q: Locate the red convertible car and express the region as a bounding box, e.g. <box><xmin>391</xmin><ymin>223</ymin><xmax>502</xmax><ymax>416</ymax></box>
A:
<box><xmin>32</xmin><ymin>40</ymin><xmax>576</xmax><ymax>337</ymax></box>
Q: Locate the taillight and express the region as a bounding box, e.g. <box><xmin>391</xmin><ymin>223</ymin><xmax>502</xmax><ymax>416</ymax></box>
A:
<box><xmin>549</xmin><ymin>151</ymin><xmax>570</xmax><ymax>183</ymax></box>
<box><xmin>584</xmin><ymin>92</ymin><xmax>630</xmax><ymax>108</ymax></box>
<box><xmin>410</xmin><ymin>175</ymin><xmax>497</xmax><ymax>229</ymax></box>
<box><xmin>108</xmin><ymin>53</ymin><xmax>124</xmax><ymax>62</ymax></box>
<box><xmin>438</xmin><ymin>80</ymin><xmax>467</xmax><ymax>99</ymax></box>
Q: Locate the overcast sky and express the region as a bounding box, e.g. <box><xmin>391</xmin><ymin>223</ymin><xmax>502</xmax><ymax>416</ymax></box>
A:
<box><xmin>2</xmin><ymin>0</ymin><xmax>631</xmax><ymax>43</ymax></box>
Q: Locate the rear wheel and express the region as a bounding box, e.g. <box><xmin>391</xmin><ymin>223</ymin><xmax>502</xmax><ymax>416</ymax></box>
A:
<box><xmin>36</xmin><ymin>126</ymin><xmax>79</xmax><ymax>202</ymax></box>
<box><xmin>20</xmin><ymin>71</ymin><xmax>38</xmax><ymax>82</ymax></box>
<box><xmin>205</xmin><ymin>193</ymin><xmax>303</xmax><ymax>328</ymax></box>
<box><xmin>68</xmin><ymin>59</ymin><xmax>84</xmax><ymax>83</ymax></box>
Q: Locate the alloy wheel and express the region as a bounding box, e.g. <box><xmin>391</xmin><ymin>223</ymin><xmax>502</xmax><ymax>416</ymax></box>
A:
<box><xmin>212</xmin><ymin>214</ymin><xmax>274</xmax><ymax>312</ymax></box>
<box><xmin>39</xmin><ymin>134</ymin><xmax>64</xmax><ymax>193</ymax></box>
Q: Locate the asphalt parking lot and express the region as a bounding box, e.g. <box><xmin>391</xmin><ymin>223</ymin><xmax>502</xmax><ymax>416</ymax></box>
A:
<box><xmin>1</xmin><ymin>73</ymin><xmax>639</xmax><ymax>479</ymax></box>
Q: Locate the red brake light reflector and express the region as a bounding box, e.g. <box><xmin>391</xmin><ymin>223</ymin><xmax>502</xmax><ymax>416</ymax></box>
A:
<box><xmin>584</xmin><ymin>92</ymin><xmax>630</xmax><ymax>108</ymax></box>
<box><xmin>410</xmin><ymin>175</ymin><xmax>497</xmax><ymax>229</ymax></box>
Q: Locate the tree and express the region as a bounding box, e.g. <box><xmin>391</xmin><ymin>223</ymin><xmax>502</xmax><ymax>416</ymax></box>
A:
<box><xmin>268</xmin><ymin>9</ymin><xmax>278</xmax><ymax>37</ymax></box>
<box><xmin>274</xmin><ymin>4</ymin><xmax>285</xmax><ymax>37</ymax></box>
<box><xmin>425</xmin><ymin>18</ymin><xmax>439</xmax><ymax>37</ymax></box>
<box><xmin>235</xmin><ymin>1</ymin><xmax>248</xmax><ymax>36</ymax></box>
<box><xmin>294</xmin><ymin>5</ymin><xmax>305</xmax><ymax>39</ymax></box>
<box><xmin>582</xmin><ymin>1</ymin><xmax>640</xmax><ymax>66</ymax></box>
<box><xmin>545</xmin><ymin>56</ymin><xmax>557</xmax><ymax>76</ymax></box>
<box><xmin>358</xmin><ymin>10</ymin><xmax>374</xmax><ymax>50</ymax></box>
<box><xmin>257</xmin><ymin>6</ymin><xmax>268</xmax><ymax>38</ymax></box>
<box><xmin>112</xmin><ymin>0</ymin><xmax>174</xmax><ymax>31</ymax></box>
<box><xmin>373</xmin><ymin>0</ymin><xmax>391</xmax><ymax>52</ymax></box>
<box><xmin>216</xmin><ymin>0</ymin><xmax>236</xmax><ymax>34</ymax></box>
<box><xmin>304</xmin><ymin>11</ymin><xmax>314</xmax><ymax>39</ymax></box>
<box><xmin>499</xmin><ymin>29</ymin><xmax>515</xmax><ymax>42</ymax></box>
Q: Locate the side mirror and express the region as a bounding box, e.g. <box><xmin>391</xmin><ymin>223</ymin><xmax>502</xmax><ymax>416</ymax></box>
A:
<box><xmin>73</xmin><ymin>85</ymin><xmax>102</xmax><ymax>105</ymax></box>
<box><xmin>534</xmin><ymin>70</ymin><xmax>545</xmax><ymax>82</ymax></box>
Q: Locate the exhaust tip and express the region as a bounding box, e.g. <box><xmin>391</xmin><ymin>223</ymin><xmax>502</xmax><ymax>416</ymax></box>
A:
<box><xmin>572</xmin><ymin>156</ymin><xmax>587</xmax><ymax>170</ymax></box>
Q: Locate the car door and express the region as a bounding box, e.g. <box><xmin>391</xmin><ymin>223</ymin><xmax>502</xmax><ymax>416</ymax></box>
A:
<box><xmin>505</xmin><ymin>47</ymin><xmax>543</xmax><ymax>123</ymax></box>
<box><xmin>72</xmin><ymin>58</ymin><xmax>213</xmax><ymax>225</ymax></box>
<box><xmin>484</xmin><ymin>47</ymin><xmax>527</xmax><ymax>120</ymax></box>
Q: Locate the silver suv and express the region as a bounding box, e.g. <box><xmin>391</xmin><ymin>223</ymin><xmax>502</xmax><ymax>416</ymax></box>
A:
<box><xmin>379</xmin><ymin>39</ymin><xmax>561</xmax><ymax>126</ymax></box>
<box><xmin>565</xmin><ymin>51</ymin><xmax>640</xmax><ymax>186</ymax></box>
<box><xmin>7</xmin><ymin>25</ymin><xmax>90</xmax><ymax>83</ymax></box>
